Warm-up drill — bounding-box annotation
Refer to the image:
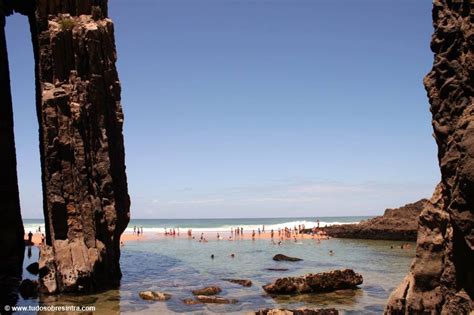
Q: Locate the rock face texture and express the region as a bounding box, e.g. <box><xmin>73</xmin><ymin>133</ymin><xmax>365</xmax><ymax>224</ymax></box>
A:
<box><xmin>323</xmin><ymin>199</ymin><xmax>429</xmax><ymax>241</ymax></box>
<box><xmin>385</xmin><ymin>1</ymin><xmax>473</xmax><ymax>314</ymax></box>
<box><xmin>262</xmin><ymin>269</ymin><xmax>363</xmax><ymax>295</ymax></box>
<box><xmin>33</xmin><ymin>0</ymin><xmax>130</xmax><ymax>294</ymax></box>
<box><xmin>0</xmin><ymin>0</ymin><xmax>130</xmax><ymax>296</ymax></box>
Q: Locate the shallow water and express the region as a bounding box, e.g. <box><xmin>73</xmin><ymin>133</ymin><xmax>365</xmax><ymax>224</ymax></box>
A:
<box><xmin>18</xmin><ymin>237</ymin><xmax>414</xmax><ymax>314</ymax></box>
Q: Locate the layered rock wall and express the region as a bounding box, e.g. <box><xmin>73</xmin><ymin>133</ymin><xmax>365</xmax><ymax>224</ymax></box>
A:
<box><xmin>386</xmin><ymin>0</ymin><xmax>473</xmax><ymax>313</ymax></box>
<box><xmin>33</xmin><ymin>0</ymin><xmax>130</xmax><ymax>293</ymax></box>
<box><xmin>323</xmin><ymin>199</ymin><xmax>428</xmax><ymax>241</ymax></box>
<box><xmin>0</xmin><ymin>0</ymin><xmax>130</xmax><ymax>295</ymax></box>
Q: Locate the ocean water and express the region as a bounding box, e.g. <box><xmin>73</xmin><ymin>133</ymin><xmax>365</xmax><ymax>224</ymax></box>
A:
<box><xmin>23</xmin><ymin>216</ymin><xmax>368</xmax><ymax>234</ymax></box>
<box><xmin>18</xmin><ymin>217</ymin><xmax>414</xmax><ymax>314</ymax></box>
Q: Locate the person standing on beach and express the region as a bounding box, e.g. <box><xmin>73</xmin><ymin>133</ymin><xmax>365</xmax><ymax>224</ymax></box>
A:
<box><xmin>133</xmin><ymin>226</ymin><xmax>136</xmax><ymax>234</ymax></box>
<box><xmin>262</xmin><ymin>225</ymin><xmax>265</xmax><ymax>233</ymax></box>
<box><xmin>240</xmin><ymin>227</ymin><xmax>243</xmax><ymax>235</ymax></box>
<box><xmin>258</xmin><ymin>228</ymin><xmax>261</xmax><ymax>235</ymax></box>
<box><xmin>252</xmin><ymin>230</ymin><xmax>256</xmax><ymax>240</ymax></box>
<box><xmin>271</xmin><ymin>229</ymin><xmax>274</xmax><ymax>238</ymax></box>
<box><xmin>27</xmin><ymin>231</ymin><xmax>33</xmax><ymax>244</ymax></box>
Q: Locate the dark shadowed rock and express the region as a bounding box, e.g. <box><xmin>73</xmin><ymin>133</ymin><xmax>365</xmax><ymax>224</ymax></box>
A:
<box><xmin>263</xmin><ymin>269</ymin><xmax>363</xmax><ymax>295</ymax></box>
<box><xmin>222</xmin><ymin>279</ymin><xmax>252</xmax><ymax>287</ymax></box>
<box><xmin>192</xmin><ymin>286</ymin><xmax>222</xmax><ymax>296</ymax></box>
<box><xmin>254</xmin><ymin>308</ymin><xmax>339</xmax><ymax>315</ymax></box>
<box><xmin>266</xmin><ymin>268</ymin><xmax>289</xmax><ymax>272</ymax></box>
<box><xmin>19</xmin><ymin>279</ymin><xmax>38</xmax><ymax>299</ymax></box>
<box><xmin>195</xmin><ymin>295</ymin><xmax>237</xmax><ymax>304</ymax></box>
<box><xmin>26</xmin><ymin>262</ymin><xmax>39</xmax><ymax>275</ymax></box>
<box><xmin>322</xmin><ymin>199</ymin><xmax>429</xmax><ymax>241</ymax></box>
<box><xmin>139</xmin><ymin>291</ymin><xmax>171</xmax><ymax>301</ymax></box>
<box><xmin>385</xmin><ymin>0</ymin><xmax>473</xmax><ymax>313</ymax></box>
<box><xmin>273</xmin><ymin>254</ymin><xmax>303</xmax><ymax>262</ymax></box>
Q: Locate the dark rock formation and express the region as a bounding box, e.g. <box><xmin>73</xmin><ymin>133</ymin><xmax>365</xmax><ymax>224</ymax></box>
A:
<box><xmin>266</xmin><ymin>268</ymin><xmax>290</xmax><ymax>272</ymax></box>
<box><xmin>385</xmin><ymin>0</ymin><xmax>473</xmax><ymax>314</ymax></box>
<box><xmin>323</xmin><ymin>199</ymin><xmax>429</xmax><ymax>241</ymax></box>
<box><xmin>26</xmin><ymin>262</ymin><xmax>39</xmax><ymax>275</ymax></box>
<box><xmin>273</xmin><ymin>254</ymin><xmax>303</xmax><ymax>262</ymax></box>
<box><xmin>222</xmin><ymin>278</ymin><xmax>253</xmax><ymax>287</ymax></box>
<box><xmin>0</xmin><ymin>0</ymin><xmax>130</xmax><ymax>295</ymax></box>
<box><xmin>254</xmin><ymin>309</ymin><xmax>339</xmax><ymax>315</ymax></box>
<box><xmin>262</xmin><ymin>269</ymin><xmax>363</xmax><ymax>295</ymax></box>
<box><xmin>192</xmin><ymin>286</ymin><xmax>222</xmax><ymax>296</ymax></box>
<box><xmin>139</xmin><ymin>291</ymin><xmax>172</xmax><ymax>301</ymax></box>
<box><xmin>195</xmin><ymin>295</ymin><xmax>238</xmax><ymax>304</ymax></box>
<box><xmin>19</xmin><ymin>279</ymin><xmax>39</xmax><ymax>299</ymax></box>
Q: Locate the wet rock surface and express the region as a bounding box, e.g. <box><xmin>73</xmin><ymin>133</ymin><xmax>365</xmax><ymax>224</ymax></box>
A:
<box><xmin>222</xmin><ymin>278</ymin><xmax>252</xmax><ymax>287</ymax></box>
<box><xmin>385</xmin><ymin>0</ymin><xmax>474</xmax><ymax>313</ymax></box>
<box><xmin>19</xmin><ymin>279</ymin><xmax>38</xmax><ymax>299</ymax></box>
<box><xmin>192</xmin><ymin>286</ymin><xmax>222</xmax><ymax>296</ymax></box>
<box><xmin>195</xmin><ymin>295</ymin><xmax>237</xmax><ymax>304</ymax></box>
<box><xmin>139</xmin><ymin>291</ymin><xmax>171</xmax><ymax>301</ymax></box>
<box><xmin>263</xmin><ymin>269</ymin><xmax>363</xmax><ymax>295</ymax></box>
<box><xmin>323</xmin><ymin>199</ymin><xmax>428</xmax><ymax>241</ymax></box>
<box><xmin>273</xmin><ymin>254</ymin><xmax>303</xmax><ymax>262</ymax></box>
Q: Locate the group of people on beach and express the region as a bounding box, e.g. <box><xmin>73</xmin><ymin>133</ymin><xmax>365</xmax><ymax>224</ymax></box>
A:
<box><xmin>133</xmin><ymin>226</ymin><xmax>144</xmax><ymax>236</ymax></box>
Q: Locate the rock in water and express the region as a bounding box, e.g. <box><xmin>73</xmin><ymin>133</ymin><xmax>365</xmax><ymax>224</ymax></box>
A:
<box><xmin>182</xmin><ymin>298</ymin><xmax>201</xmax><ymax>305</ymax></box>
<box><xmin>385</xmin><ymin>0</ymin><xmax>474</xmax><ymax>313</ymax></box>
<box><xmin>262</xmin><ymin>269</ymin><xmax>363</xmax><ymax>295</ymax></box>
<box><xmin>31</xmin><ymin>2</ymin><xmax>130</xmax><ymax>294</ymax></box>
<box><xmin>192</xmin><ymin>286</ymin><xmax>222</xmax><ymax>296</ymax></box>
<box><xmin>195</xmin><ymin>295</ymin><xmax>237</xmax><ymax>304</ymax></box>
<box><xmin>19</xmin><ymin>279</ymin><xmax>38</xmax><ymax>299</ymax></box>
<box><xmin>323</xmin><ymin>199</ymin><xmax>429</xmax><ymax>241</ymax></box>
<box><xmin>26</xmin><ymin>262</ymin><xmax>39</xmax><ymax>275</ymax></box>
<box><xmin>273</xmin><ymin>254</ymin><xmax>303</xmax><ymax>262</ymax></box>
<box><xmin>139</xmin><ymin>291</ymin><xmax>171</xmax><ymax>301</ymax></box>
<box><xmin>254</xmin><ymin>309</ymin><xmax>339</xmax><ymax>315</ymax></box>
<box><xmin>222</xmin><ymin>279</ymin><xmax>253</xmax><ymax>287</ymax></box>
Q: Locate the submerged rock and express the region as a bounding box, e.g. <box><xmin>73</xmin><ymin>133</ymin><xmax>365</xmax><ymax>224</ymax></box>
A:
<box><xmin>263</xmin><ymin>269</ymin><xmax>362</xmax><ymax>295</ymax></box>
<box><xmin>195</xmin><ymin>295</ymin><xmax>237</xmax><ymax>304</ymax></box>
<box><xmin>273</xmin><ymin>254</ymin><xmax>303</xmax><ymax>262</ymax></box>
<box><xmin>254</xmin><ymin>308</ymin><xmax>339</xmax><ymax>315</ymax></box>
<box><xmin>192</xmin><ymin>286</ymin><xmax>222</xmax><ymax>296</ymax></box>
<box><xmin>222</xmin><ymin>279</ymin><xmax>252</xmax><ymax>287</ymax></box>
<box><xmin>19</xmin><ymin>279</ymin><xmax>38</xmax><ymax>299</ymax></box>
<box><xmin>182</xmin><ymin>298</ymin><xmax>201</xmax><ymax>305</ymax></box>
<box><xmin>139</xmin><ymin>291</ymin><xmax>172</xmax><ymax>301</ymax></box>
<box><xmin>266</xmin><ymin>268</ymin><xmax>289</xmax><ymax>272</ymax></box>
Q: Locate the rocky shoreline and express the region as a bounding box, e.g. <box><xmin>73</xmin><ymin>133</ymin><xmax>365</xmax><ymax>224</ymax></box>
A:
<box><xmin>319</xmin><ymin>199</ymin><xmax>429</xmax><ymax>241</ymax></box>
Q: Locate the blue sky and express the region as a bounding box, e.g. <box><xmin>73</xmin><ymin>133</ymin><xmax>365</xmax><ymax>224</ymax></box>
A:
<box><xmin>6</xmin><ymin>0</ymin><xmax>438</xmax><ymax>219</ymax></box>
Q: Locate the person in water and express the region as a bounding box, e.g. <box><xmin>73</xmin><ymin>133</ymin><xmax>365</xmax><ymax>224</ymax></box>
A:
<box><xmin>27</xmin><ymin>231</ymin><xmax>33</xmax><ymax>244</ymax></box>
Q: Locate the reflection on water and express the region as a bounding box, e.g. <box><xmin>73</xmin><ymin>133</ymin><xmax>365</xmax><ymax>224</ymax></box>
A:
<box><xmin>17</xmin><ymin>238</ymin><xmax>414</xmax><ymax>314</ymax></box>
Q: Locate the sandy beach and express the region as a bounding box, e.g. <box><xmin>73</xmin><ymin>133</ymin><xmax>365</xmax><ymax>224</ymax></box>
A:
<box><xmin>25</xmin><ymin>229</ymin><xmax>328</xmax><ymax>247</ymax></box>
